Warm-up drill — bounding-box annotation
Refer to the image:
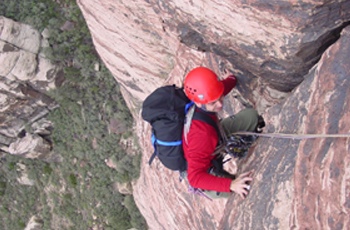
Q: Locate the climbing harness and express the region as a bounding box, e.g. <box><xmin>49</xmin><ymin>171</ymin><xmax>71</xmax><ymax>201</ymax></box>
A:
<box><xmin>223</xmin><ymin>134</ymin><xmax>258</xmax><ymax>158</ymax></box>
<box><xmin>213</xmin><ymin>134</ymin><xmax>257</xmax><ymax>158</ymax></box>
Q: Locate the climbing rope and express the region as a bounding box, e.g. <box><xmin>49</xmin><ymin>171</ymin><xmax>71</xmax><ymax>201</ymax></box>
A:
<box><xmin>233</xmin><ymin>131</ymin><xmax>350</xmax><ymax>140</ymax></box>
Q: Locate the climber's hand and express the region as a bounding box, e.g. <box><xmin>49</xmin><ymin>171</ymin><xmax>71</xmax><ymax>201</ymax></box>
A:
<box><xmin>229</xmin><ymin>170</ymin><xmax>253</xmax><ymax>199</ymax></box>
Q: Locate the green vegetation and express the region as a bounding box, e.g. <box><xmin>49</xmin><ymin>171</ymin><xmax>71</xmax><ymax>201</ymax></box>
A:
<box><xmin>0</xmin><ymin>0</ymin><xmax>147</xmax><ymax>229</ymax></box>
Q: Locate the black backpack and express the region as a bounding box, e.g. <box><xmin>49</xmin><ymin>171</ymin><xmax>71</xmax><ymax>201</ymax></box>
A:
<box><xmin>141</xmin><ymin>85</ymin><xmax>219</xmax><ymax>172</ymax></box>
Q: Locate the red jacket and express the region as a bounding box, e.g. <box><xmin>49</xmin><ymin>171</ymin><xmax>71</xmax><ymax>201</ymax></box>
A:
<box><xmin>183</xmin><ymin>75</ymin><xmax>236</xmax><ymax>192</ymax></box>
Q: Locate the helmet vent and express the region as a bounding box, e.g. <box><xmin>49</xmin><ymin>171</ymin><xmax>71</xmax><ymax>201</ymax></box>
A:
<box><xmin>186</xmin><ymin>86</ymin><xmax>196</xmax><ymax>95</ymax></box>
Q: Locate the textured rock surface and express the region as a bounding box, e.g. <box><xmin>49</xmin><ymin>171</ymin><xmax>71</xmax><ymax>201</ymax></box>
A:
<box><xmin>76</xmin><ymin>1</ymin><xmax>350</xmax><ymax>229</ymax></box>
<box><xmin>9</xmin><ymin>132</ymin><xmax>52</xmax><ymax>158</ymax></box>
<box><xmin>24</xmin><ymin>215</ymin><xmax>43</xmax><ymax>230</ymax></box>
<box><xmin>221</xmin><ymin>26</ymin><xmax>350</xmax><ymax>230</ymax></box>
<box><xmin>16</xmin><ymin>163</ymin><xmax>35</xmax><ymax>186</ymax></box>
<box><xmin>0</xmin><ymin>17</ymin><xmax>60</xmax><ymax>158</ymax></box>
<box><xmin>78</xmin><ymin>0</ymin><xmax>350</xmax><ymax>113</ymax></box>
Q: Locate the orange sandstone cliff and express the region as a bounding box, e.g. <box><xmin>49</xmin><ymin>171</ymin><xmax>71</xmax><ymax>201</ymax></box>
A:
<box><xmin>77</xmin><ymin>1</ymin><xmax>350</xmax><ymax>229</ymax></box>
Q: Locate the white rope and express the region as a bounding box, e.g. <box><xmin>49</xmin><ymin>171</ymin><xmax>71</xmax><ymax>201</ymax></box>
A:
<box><xmin>232</xmin><ymin>131</ymin><xmax>350</xmax><ymax>139</ymax></box>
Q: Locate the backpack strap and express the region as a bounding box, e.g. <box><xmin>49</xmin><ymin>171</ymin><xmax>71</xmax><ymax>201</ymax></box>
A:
<box><xmin>193</xmin><ymin>110</ymin><xmax>235</xmax><ymax>178</ymax></box>
<box><xmin>148</xmin><ymin>133</ymin><xmax>183</xmax><ymax>166</ymax></box>
<box><xmin>192</xmin><ymin>110</ymin><xmax>222</xmax><ymax>141</ymax></box>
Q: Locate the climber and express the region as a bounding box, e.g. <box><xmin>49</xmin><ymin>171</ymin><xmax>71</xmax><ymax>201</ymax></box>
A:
<box><xmin>183</xmin><ymin>66</ymin><xmax>264</xmax><ymax>199</ymax></box>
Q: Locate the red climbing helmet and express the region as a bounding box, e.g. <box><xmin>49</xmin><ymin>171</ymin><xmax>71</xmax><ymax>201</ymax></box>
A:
<box><xmin>184</xmin><ymin>67</ymin><xmax>224</xmax><ymax>104</ymax></box>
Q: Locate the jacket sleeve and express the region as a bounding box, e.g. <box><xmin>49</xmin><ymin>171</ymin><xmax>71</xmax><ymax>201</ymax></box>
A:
<box><xmin>184</xmin><ymin>120</ymin><xmax>232</xmax><ymax>192</ymax></box>
<box><xmin>221</xmin><ymin>75</ymin><xmax>237</xmax><ymax>96</ymax></box>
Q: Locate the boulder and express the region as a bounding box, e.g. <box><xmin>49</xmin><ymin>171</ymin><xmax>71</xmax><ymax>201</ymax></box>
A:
<box><xmin>0</xmin><ymin>17</ymin><xmax>60</xmax><ymax>159</ymax></box>
<box><xmin>9</xmin><ymin>133</ymin><xmax>52</xmax><ymax>159</ymax></box>
<box><xmin>24</xmin><ymin>215</ymin><xmax>43</xmax><ymax>230</ymax></box>
<box><xmin>16</xmin><ymin>163</ymin><xmax>34</xmax><ymax>186</ymax></box>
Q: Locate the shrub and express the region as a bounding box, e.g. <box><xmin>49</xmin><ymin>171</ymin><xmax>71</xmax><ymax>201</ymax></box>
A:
<box><xmin>0</xmin><ymin>181</ymin><xmax>6</xmax><ymax>197</ymax></box>
<box><xmin>0</xmin><ymin>0</ymin><xmax>144</xmax><ymax>229</ymax></box>
<box><xmin>68</xmin><ymin>174</ymin><xmax>78</xmax><ymax>187</ymax></box>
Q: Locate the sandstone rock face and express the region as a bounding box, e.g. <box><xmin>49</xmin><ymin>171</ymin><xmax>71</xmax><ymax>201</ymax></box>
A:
<box><xmin>0</xmin><ymin>17</ymin><xmax>60</xmax><ymax>159</ymax></box>
<box><xmin>77</xmin><ymin>1</ymin><xmax>350</xmax><ymax>229</ymax></box>
<box><xmin>78</xmin><ymin>0</ymin><xmax>350</xmax><ymax>113</ymax></box>
<box><xmin>221</xmin><ymin>26</ymin><xmax>350</xmax><ymax>230</ymax></box>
